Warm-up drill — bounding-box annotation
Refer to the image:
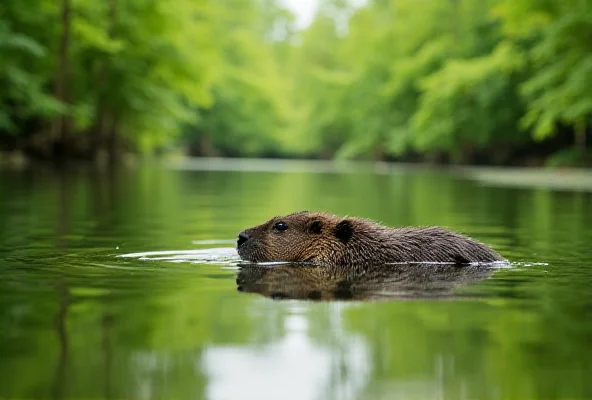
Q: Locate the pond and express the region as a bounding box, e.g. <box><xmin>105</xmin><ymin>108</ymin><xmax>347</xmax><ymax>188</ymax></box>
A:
<box><xmin>1</xmin><ymin>159</ymin><xmax>591</xmax><ymax>400</ymax></box>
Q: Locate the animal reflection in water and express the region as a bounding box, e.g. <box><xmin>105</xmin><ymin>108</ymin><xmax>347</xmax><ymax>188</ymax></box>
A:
<box><xmin>236</xmin><ymin>263</ymin><xmax>499</xmax><ymax>301</ymax></box>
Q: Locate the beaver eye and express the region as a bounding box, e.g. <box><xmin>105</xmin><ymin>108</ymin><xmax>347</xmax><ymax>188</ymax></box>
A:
<box><xmin>272</xmin><ymin>221</ymin><xmax>288</xmax><ymax>232</ymax></box>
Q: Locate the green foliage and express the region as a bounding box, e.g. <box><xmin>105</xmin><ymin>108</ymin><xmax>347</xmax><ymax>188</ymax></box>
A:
<box><xmin>184</xmin><ymin>0</ymin><xmax>294</xmax><ymax>156</ymax></box>
<box><xmin>69</xmin><ymin>0</ymin><xmax>220</xmax><ymax>149</ymax></box>
<box><xmin>412</xmin><ymin>42</ymin><xmax>526</xmax><ymax>155</ymax></box>
<box><xmin>496</xmin><ymin>0</ymin><xmax>592</xmax><ymax>140</ymax></box>
<box><xmin>291</xmin><ymin>0</ymin><xmax>591</xmax><ymax>164</ymax></box>
<box><xmin>0</xmin><ymin>0</ymin><xmax>220</xmax><ymax>156</ymax></box>
<box><xmin>1</xmin><ymin>0</ymin><xmax>590</xmax><ymax>163</ymax></box>
<box><xmin>0</xmin><ymin>3</ymin><xmax>64</xmax><ymax>133</ymax></box>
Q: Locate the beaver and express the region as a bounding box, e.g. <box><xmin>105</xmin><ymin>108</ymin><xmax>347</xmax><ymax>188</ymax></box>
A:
<box><xmin>236</xmin><ymin>262</ymin><xmax>496</xmax><ymax>301</ymax></box>
<box><xmin>236</xmin><ymin>211</ymin><xmax>506</xmax><ymax>266</ymax></box>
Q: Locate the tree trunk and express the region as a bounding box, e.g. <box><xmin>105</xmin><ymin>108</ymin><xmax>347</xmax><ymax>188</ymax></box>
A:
<box><xmin>107</xmin><ymin>109</ymin><xmax>119</xmax><ymax>163</ymax></box>
<box><xmin>575</xmin><ymin>120</ymin><xmax>587</xmax><ymax>150</ymax></box>
<box><xmin>92</xmin><ymin>0</ymin><xmax>118</xmax><ymax>160</ymax></box>
<box><xmin>51</xmin><ymin>0</ymin><xmax>72</xmax><ymax>150</ymax></box>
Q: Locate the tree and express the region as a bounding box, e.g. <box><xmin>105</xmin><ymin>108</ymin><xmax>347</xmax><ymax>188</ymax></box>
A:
<box><xmin>495</xmin><ymin>0</ymin><xmax>592</xmax><ymax>149</ymax></box>
<box><xmin>182</xmin><ymin>0</ymin><xmax>296</xmax><ymax>157</ymax></box>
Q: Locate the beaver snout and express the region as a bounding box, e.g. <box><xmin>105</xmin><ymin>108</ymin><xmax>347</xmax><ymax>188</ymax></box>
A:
<box><xmin>237</xmin><ymin>231</ymin><xmax>250</xmax><ymax>248</ymax></box>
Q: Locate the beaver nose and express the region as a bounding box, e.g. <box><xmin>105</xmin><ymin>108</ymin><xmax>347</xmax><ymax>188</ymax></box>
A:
<box><xmin>237</xmin><ymin>231</ymin><xmax>250</xmax><ymax>248</ymax></box>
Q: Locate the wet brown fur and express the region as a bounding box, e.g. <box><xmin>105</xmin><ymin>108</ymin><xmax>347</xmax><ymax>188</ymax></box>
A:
<box><xmin>237</xmin><ymin>211</ymin><xmax>506</xmax><ymax>266</ymax></box>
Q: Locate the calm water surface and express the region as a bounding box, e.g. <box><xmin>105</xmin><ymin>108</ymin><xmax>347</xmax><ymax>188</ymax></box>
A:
<box><xmin>1</xmin><ymin>161</ymin><xmax>591</xmax><ymax>400</ymax></box>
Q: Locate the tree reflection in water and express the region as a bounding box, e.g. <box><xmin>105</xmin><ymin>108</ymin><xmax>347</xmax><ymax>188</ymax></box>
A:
<box><xmin>236</xmin><ymin>263</ymin><xmax>498</xmax><ymax>301</ymax></box>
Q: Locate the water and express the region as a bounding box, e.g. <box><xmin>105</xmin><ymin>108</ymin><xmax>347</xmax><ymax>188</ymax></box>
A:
<box><xmin>1</xmin><ymin>161</ymin><xmax>591</xmax><ymax>400</ymax></box>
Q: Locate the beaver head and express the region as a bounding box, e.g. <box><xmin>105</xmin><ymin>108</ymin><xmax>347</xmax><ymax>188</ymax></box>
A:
<box><xmin>236</xmin><ymin>211</ymin><xmax>354</xmax><ymax>264</ymax></box>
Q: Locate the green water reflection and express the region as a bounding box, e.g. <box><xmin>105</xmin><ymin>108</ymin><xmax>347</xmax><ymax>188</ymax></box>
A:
<box><xmin>1</xmin><ymin>163</ymin><xmax>591</xmax><ymax>399</ymax></box>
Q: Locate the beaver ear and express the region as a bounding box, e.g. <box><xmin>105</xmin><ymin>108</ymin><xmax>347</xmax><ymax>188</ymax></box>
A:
<box><xmin>307</xmin><ymin>220</ymin><xmax>323</xmax><ymax>234</ymax></box>
<box><xmin>333</xmin><ymin>219</ymin><xmax>354</xmax><ymax>243</ymax></box>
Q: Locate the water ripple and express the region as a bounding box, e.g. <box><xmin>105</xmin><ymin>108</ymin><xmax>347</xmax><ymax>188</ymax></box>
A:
<box><xmin>118</xmin><ymin>247</ymin><xmax>240</xmax><ymax>265</ymax></box>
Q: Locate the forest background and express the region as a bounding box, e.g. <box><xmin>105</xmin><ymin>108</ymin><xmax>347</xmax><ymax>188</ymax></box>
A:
<box><xmin>1</xmin><ymin>0</ymin><xmax>591</xmax><ymax>166</ymax></box>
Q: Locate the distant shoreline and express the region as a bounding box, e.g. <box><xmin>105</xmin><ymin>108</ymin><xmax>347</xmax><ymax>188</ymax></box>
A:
<box><xmin>167</xmin><ymin>157</ymin><xmax>592</xmax><ymax>192</ymax></box>
<box><xmin>3</xmin><ymin>152</ymin><xmax>592</xmax><ymax>192</ymax></box>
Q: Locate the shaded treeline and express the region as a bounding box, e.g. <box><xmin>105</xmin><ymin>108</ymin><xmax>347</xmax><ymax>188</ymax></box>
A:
<box><xmin>291</xmin><ymin>0</ymin><xmax>592</xmax><ymax>166</ymax></box>
<box><xmin>1</xmin><ymin>0</ymin><xmax>591</xmax><ymax>165</ymax></box>
<box><xmin>0</xmin><ymin>0</ymin><xmax>229</xmax><ymax>160</ymax></box>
